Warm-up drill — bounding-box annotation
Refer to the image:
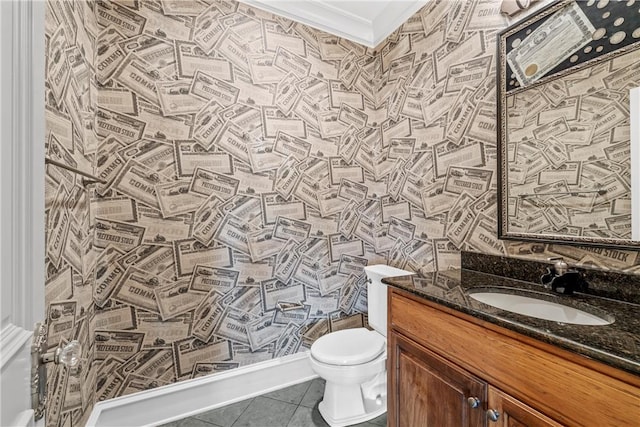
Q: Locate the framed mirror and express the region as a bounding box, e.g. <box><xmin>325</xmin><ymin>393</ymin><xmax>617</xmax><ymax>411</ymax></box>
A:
<box><xmin>497</xmin><ymin>0</ymin><xmax>640</xmax><ymax>248</ymax></box>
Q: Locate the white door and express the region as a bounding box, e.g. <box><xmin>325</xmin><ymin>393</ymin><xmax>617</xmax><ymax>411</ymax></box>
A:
<box><xmin>0</xmin><ymin>1</ymin><xmax>46</xmax><ymax>426</ymax></box>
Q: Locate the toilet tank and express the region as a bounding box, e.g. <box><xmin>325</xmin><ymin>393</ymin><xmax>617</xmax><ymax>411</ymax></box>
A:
<box><xmin>364</xmin><ymin>265</ymin><xmax>414</xmax><ymax>336</ymax></box>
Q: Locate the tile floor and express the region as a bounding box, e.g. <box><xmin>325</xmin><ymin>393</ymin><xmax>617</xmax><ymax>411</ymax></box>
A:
<box><xmin>159</xmin><ymin>378</ymin><xmax>387</xmax><ymax>427</ymax></box>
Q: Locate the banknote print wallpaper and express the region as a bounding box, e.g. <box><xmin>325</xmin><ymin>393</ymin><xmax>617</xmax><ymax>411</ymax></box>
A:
<box><xmin>43</xmin><ymin>0</ymin><xmax>640</xmax><ymax>425</ymax></box>
<box><xmin>45</xmin><ymin>1</ymin><xmax>99</xmax><ymax>426</ymax></box>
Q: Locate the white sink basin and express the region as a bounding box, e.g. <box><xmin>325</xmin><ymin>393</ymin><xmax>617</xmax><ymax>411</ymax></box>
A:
<box><xmin>468</xmin><ymin>291</ymin><xmax>613</xmax><ymax>326</ymax></box>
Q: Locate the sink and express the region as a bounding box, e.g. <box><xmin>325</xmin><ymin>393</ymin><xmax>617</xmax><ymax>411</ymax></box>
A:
<box><xmin>467</xmin><ymin>289</ymin><xmax>614</xmax><ymax>326</ymax></box>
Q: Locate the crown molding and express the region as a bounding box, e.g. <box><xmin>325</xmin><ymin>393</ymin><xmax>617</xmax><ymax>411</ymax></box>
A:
<box><xmin>238</xmin><ymin>0</ymin><xmax>427</xmax><ymax>48</ymax></box>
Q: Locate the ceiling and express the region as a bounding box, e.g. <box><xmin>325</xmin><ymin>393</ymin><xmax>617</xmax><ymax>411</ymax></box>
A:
<box><xmin>238</xmin><ymin>0</ymin><xmax>428</xmax><ymax>48</ymax></box>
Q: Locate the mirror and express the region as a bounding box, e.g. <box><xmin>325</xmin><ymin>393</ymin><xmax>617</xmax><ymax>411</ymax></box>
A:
<box><xmin>498</xmin><ymin>0</ymin><xmax>640</xmax><ymax>248</ymax></box>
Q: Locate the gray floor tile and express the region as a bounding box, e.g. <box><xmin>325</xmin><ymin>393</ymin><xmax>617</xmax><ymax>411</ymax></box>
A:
<box><xmin>369</xmin><ymin>413</ymin><xmax>387</xmax><ymax>426</ymax></box>
<box><xmin>351</xmin><ymin>419</ymin><xmax>387</xmax><ymax>427</ymax></box>
<box><xmin>353</xmin><ymin>413</ymin><xmax>387</xmax><ymax>427</ymax></box>
<box><xmin>177</xmin><ymin>418</ymin><xmax>220</xmax><ymax>427</ymax></box>
<box><xmin>262</xmin><ymin>381</ymin><xmax>313</xmax><ymax>405</ymax></box>
<box><xmin>231</xmin><ymin>396</ymin><xmax>298</xmax><ymax>427</ymax></box>
<box><xmin>286</xmin><ymin>404</ymin><xmax>330</xmax><ymax>427</ymax></box>
<box><xmin>193</xmin><ymin>399</ymin><xmax>253</xmax><ymax>427</ymax></box>
<box><xmin>299</xmin><ymin>379</ymin><xmax>325</xmax><ymax>408</ymax></box>
<box><xmin>162</xmin><ymin>378</ymin><xmax>387</xmax><ymax>427</ymax></box>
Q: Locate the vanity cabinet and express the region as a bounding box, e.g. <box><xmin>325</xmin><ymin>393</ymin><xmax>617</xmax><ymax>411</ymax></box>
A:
<box><xmin>486</xmin><ymin>386</ymin><xmax>560</xmax><ymax>427</ymax></box>
<box><xmin>387</xmin><ymin>288</ymin><xmax>640</xmax><ymax>427</ymax></box>
<box><xmin>390</xmin><ymin>331</ymin><xmax>485</xmax><ymax>426</ymax></box>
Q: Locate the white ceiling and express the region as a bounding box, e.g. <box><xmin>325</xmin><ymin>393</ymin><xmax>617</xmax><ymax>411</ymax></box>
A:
<box><xmin>238</xmin><ymin>0</ymin><xmax>428</xmax><ymax>48</ymax></box>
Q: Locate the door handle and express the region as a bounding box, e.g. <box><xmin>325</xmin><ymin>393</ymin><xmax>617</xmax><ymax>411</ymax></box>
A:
<box><xmin>31</xmin><ymin>322</ymin><xmax>82</xmax><ymax>421</ymax></box>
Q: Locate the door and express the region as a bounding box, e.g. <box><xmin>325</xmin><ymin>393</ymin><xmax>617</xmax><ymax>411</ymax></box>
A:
<box><xmin>0</xmin><ymin>0</ymin><xmax>47</xmax><ymax>426</ymax></box>
<box><xmin>486</xmin><ymin>386</ymin><xmax>563</xmax><ymax>427</ymax></box>
<box><xmin>388</xmin><ymin>331</ymin><xmax>486</xmax><ymax>427</ymax></box>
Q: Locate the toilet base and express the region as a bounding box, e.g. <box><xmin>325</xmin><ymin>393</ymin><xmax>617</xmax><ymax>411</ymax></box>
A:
<box><xmin>317</xmin><ymin>382</ymin><xmax>387</xmax><ymax>427</ymax></box>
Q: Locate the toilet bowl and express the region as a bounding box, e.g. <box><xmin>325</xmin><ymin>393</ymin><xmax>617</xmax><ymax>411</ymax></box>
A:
<box><xmin>309</xmin><ymin>265</ymin><xmax>414</xmax><ymax>427</ymax></box>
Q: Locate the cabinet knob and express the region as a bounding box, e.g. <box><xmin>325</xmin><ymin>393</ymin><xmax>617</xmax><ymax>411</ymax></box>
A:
<box><xmin>487</xmin><ymin>409</ymin><xmax>500</xmax><ymax>422</ymax></box>
<box><xmin>467</xmin><ymin>397</ymin><xmax>481</xmax><ymax>408</ymax></box>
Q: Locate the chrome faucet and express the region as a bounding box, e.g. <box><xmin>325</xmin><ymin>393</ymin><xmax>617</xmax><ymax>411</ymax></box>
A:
<box><xmin>540</xmin><ymin>257</ymin><xmax>587</xmax><ymax>295</ymax></box>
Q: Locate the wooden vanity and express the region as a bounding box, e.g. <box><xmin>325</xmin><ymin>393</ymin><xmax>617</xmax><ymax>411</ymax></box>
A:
<box><xmin>387</xmin><ymin>288</ymin><xmax>640</xmax><ymax>427</ymax></box>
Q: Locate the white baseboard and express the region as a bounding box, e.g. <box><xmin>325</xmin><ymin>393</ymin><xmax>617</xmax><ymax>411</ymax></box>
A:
<box><xmin>0</xmin><ymin>324</ymin><xmax>35</xmax><ymax>427</ymax></box>
<box><xmin>87</xmin><ymin>352</ymin><xmax>317</xmax><ymax>427</ymax></box>
<box><xmin>0</xmin><ymin>324</ymin><xmax>33</xmax><ymax>369</ymax></box>
<box><xmin>12</xmin><ymin>410</ymin><xmax>35</xmax><ymax>427</ymax></box>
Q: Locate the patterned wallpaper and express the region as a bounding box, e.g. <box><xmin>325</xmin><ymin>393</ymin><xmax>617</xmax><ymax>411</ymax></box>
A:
<box><xmin>43</xmin><ymin>0</ymin><xmax>640</xmax><ymax>424</ymax></box>
<box><xmin>45</xmin><ymin>1</ymin><xmax>99</xmax><ymax>426</ymax></box>
<box><xmin>88</xmin><ymin>0</ymin><xmax>388</xmax><ymax>402</ymax></box>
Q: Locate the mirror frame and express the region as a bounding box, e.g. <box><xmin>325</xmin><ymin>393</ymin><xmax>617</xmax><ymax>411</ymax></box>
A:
<box><xmin>497</xmin><ymin>0</ymin><xmax>640</xmax><ymax>249</ymax></box>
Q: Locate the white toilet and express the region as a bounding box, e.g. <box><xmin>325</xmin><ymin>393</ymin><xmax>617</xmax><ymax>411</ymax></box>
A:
<box><xmin>309</xmin><ymin>264</ymin><xmax>414</xmax><ymax>427</ymax></box>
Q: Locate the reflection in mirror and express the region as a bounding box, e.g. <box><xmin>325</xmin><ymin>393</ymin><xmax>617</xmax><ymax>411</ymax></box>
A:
<box><xmin>506</xmin><ymin>48</ymin><xmax>636</xmax><ymax>240</ymax></box>
<box><xmin>498</xmin><ymin>0</ymin><xmax>640</xmax><ymax>248</ymax></box>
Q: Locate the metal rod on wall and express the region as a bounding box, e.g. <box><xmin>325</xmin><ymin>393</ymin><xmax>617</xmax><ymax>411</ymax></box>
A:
<box><xmin>44</xmin><ymin>157</ymin><xmax>106</xmax><ymax>185</ymax></box>
<box><xmin>517</xmin><ymin>190</ymin><xmax>607</xmax><ymax>198</ymax></box>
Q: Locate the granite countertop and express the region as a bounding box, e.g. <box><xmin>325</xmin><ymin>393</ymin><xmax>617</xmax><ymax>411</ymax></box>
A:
<box><xmin>382</xmin><ymin>268</ymin><xmax>640</xmax><ymax>376</ymax></box>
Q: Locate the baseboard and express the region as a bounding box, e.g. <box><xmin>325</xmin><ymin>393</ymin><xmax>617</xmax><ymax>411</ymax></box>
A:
<box><xmin>0</xmin><ymin>324</ymin><xmax>35</xmax><ymax>427</ymax></box>
<box><xmin>87</xmin><ymin>352</ymin><xmax>317</xmax><ymax>427</ymax></box>
<box><xmin>0</xmin><ymin>324</ymin><xmax>32</xmax><ymax>369</ymax></box>
<box><xmin>11</xmin><ymin>410</ymin><xmax>35</xmax><ymax>427</ymax></box>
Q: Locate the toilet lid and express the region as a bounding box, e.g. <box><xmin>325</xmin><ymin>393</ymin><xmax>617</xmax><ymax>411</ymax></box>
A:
<box><xmin>311</xmin><ymin>328</ymin><xmax>385</xmax><ymax>366</ymax></box>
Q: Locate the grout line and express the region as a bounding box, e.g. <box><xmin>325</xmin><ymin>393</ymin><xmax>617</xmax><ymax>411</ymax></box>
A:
<box><xmin>299</xmin><ymin>378</ymin><xmax>324</xmax><ymax>409</ymax></box>
<box><xmin>262</xmin><ymin>380</ymin><xmax>315</xmax><ymax>406</ymax></box>
<box><xmin>229</xmin><ymin>397</ymin><xmax>255</xmax><ymax>427</ymax></box>
<box><xmin>185</xmin><ymin>416</ymin><xmax>224</xmax><ymax>427</ymax></box>
<box><xmin>297</xmin><ymin>379</ymin><xmax>314</xmax><ymax>406</ymax></box>
<box><xmin>283</xmin><ymin>406</ymin><xmax>296</xmax><ymax>427</ymax></box>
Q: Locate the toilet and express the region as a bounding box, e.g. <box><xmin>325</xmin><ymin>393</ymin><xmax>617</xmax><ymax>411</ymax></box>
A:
<box><xmin>309</xmin><ymin>264</ymin><xmax>414</xmax><ymax>427</ymax></box>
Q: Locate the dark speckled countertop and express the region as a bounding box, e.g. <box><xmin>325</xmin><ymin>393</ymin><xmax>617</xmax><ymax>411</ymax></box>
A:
<box><xmin>382</xmin><ymin>264</ymin><xmax>640</xmax><ymax>376</ymax></box>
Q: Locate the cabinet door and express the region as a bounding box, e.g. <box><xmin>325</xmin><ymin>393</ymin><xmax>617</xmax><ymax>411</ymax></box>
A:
<box><xmin>486</xmin><ymin>386</ymin><xmax>564</xmax><ymax>427</ymax></box>
<box><xmin>389</xmin><ymin>331</ymin><xmax>486</xmax><ymax>427</ymax></box>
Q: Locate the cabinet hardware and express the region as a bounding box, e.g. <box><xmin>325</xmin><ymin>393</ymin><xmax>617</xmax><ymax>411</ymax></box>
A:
<box><xmin>467</xmin><ymin>397</ymin><xmax>481</xmax><ymax>408</ymax></box>
<box><xmin>487</xmin><ymin>409</ymin><xmax>500</xmax><ymax>422</ymax></box>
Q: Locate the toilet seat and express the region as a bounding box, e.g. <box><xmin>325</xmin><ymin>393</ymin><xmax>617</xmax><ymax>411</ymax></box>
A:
<box><xmin>311</xmin><ymin>328</ymin><xmax>385</xmax><ymax>366</ymax></box>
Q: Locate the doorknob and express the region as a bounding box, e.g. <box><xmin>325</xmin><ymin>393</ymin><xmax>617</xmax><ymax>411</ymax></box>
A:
<box><xmin>41</xmin><ymin>339</ymin><xmax>82</xmax><ymax>367</ymax></box>
<box><xmin>31</xmin><ymin>323</ymin><xmax>83</xmax><ymax>421</ymax></box>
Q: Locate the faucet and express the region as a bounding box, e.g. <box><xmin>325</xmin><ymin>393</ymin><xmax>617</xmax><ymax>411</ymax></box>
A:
<box><xmin>540</xmin><ymin>257</ymin><xmax>587</xmax><ymax>295</ymax></box>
